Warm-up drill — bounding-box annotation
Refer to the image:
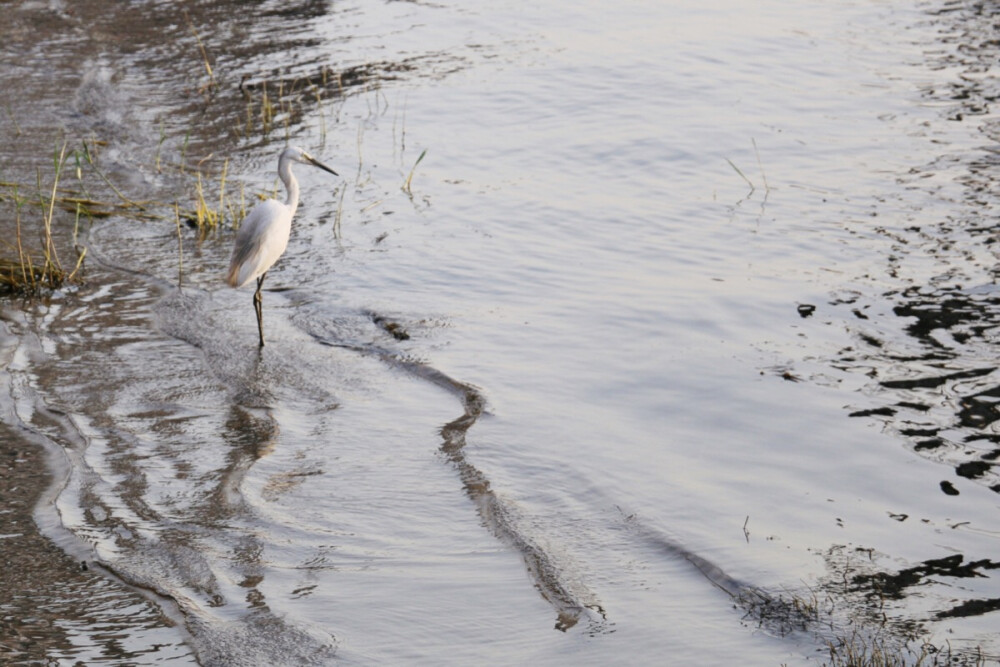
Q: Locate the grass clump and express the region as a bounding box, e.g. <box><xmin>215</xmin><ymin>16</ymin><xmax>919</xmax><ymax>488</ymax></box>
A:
<box><xmin>734</xmin><ymin>580</ymin><xmax>992</xmax><ymax>667</ymax></box>
<box><xmin>825</xmin><ymin>631</ymin><xmax>988</xmax><ymax>666</ymax></box>
<box><xmin>0</xmin><ymin>142</ymin><xmax>87</xmax><ymax>294</ymax></box>
<box><xmin>0</xmin><ymin>135</ymin><xmax>255</xmax><ymax>294</ymax></box>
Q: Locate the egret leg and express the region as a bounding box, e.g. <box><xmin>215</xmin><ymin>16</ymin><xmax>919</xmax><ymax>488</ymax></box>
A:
<box><xmin>254</xmin><ymin>273</ymin><xmax>266</xmax><ymax>348</ymax></box>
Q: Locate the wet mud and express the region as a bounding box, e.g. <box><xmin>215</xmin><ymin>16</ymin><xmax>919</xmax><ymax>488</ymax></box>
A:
<box><xmin>0</xmin><ymin>423</ymin><xmax>171</xmax><ymax>664</ymax></box>
<box><xmin>0</xmin><ymin>317</ymin><xmax>193</xmax><ymax>663</ymax></box>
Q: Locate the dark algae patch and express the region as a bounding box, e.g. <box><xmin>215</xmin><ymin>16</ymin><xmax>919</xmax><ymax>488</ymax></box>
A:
<box><xmin>848</xmin><ymin>406</ymin><xmax>897</xmax><ymax>418</ymax></box>
<box><xmin>878</xmin><ymin>366</ymin><xmax>994</xmax><ymax>391</ymax></box>
<box><xmin>847</xmin><ymin>552</ymin><xmax>1000</xmax><ymax>624</ymax></box>
<box><xmin>940</xmin><ymin>480</ymin><xmax>961</xmax><ymax>496</ymax></box>
<box><xmin>937</xmin><ymin>598</ymin><xmax>1000</xmax><ymax>620</ymax></box>
<box><xmin>850</xmin><ymin>554</ymin><xmax>1000</xmax><ymax>601</ymax></box>
<box><xmin>955</xmin><ymin>460</ymin><xmax>992</xmax><ymax>479</ymax></box>
<box><xmin>825</xmin><ymin>0</ymin><xmax>1000</xmax><ymax>503</ymax></box>
<box><xmin>757</xmin><ymin>1</ymin><xmax>1000</xmax><ymax>659</ymax></box>
<box><xmin>371</xmin><ymin>312</ymin><xmax>411</xmax><ymax>341</ymax></box>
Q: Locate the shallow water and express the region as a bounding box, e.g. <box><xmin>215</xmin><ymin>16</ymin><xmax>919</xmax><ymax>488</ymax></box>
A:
<box><xmin>3</xmin><ymin>0</ymin><xmax>1000</xmax><ymax>664</ymax></box>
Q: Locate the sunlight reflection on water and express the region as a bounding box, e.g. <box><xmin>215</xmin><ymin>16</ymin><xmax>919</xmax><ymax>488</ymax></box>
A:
<box><xmin>2</xmin><ymin>0</ymin><xmax>1000</xmax><ymax>663</ymax></box>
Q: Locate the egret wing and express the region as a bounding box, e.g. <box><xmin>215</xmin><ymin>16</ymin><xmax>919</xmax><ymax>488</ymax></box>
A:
<box><xmin>226</xmin><ymin>199</ymin><xmax>286</xmax><ymax>287</ymax></box>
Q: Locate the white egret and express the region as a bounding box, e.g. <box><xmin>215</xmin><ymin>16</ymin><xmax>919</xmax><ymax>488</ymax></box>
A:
<box><xmin>226</xmin><ymin>146</ymin><xmax>339</xmax><ymax>347</ymax></box>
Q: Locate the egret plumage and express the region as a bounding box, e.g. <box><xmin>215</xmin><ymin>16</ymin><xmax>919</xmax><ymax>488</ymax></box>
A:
<box><xmin>226</xmin><ymin>146</ymin><xmax>338</xmax><ymax>347</ymax></box>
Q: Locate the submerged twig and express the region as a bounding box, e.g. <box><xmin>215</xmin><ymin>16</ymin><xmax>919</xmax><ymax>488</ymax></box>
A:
<box><xmin>66</xmin><ymin>245</ymin><xmax>86</xmax><ymax>283</ymax></box>
<box><xmin>82</xmin><ymin>142</ymin><xmax>147</xmax><ymax>211</ymax></box>
<box><xmin>5</xmin><ymin>104</ymin><xmax>21</xmax><ymax>136</ymax></box>
<box><xmin>752</xmin><ymin>138</ymin><xmax>770</xmax><ymax>193</ymax></box>
<box><xmin>184</xmin><ymin>10</ymin><xmax>215</xmax><ymax>88</ymax></box>
<box><xmin>725</xmin><ymin>157</ymin><xmax>755</xmax><ymax>194</ymax></box>
<box><xmin>333</xmin><ymin>185</ymin><xmax>346</xmax><ymax>239</ymax></box>
<box><xmin>174</xmin><ymin>203</ymin><xmax>183</xmax><ymax>287</ymax></box>
<box><xmin>403</xmin><ymin>148</ymin><xmax>427</xmax><ymax>195</ymax></box>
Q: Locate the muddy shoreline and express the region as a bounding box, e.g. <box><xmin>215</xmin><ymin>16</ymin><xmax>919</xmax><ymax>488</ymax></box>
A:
<box><xmin>0</xmin><ymin>420</ymin><xmax>88</xmax><ymax>663</ymax></box>
<box><xmin>0</xmin><ymin>412</ymin><xmax>184</xmax><ymax>662</ymax></box>
<box><xmin>0</xmin><ymin>311</ymin><xmax>193</xmax><ymax>663</ymax></box>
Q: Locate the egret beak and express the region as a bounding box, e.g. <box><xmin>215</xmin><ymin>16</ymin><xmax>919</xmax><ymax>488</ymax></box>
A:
<box><xmin>305</xmin><ymin>155</ymin><xmax>338</xmax><ymax>176</ymax></box>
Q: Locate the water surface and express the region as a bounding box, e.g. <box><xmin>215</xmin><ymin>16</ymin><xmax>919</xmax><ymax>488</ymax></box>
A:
<box><xmin>2</xmin><ymin>0</ymin><xmax>1000</xmax><ymax>664</ymax></box>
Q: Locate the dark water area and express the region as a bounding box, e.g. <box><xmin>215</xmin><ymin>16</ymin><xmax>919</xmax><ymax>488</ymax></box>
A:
<box><xmin>812</xmin><ymin>0</ymin><xmax>1000</xmax><ymax>632</ymax></box>
<box><xmin>836</xmin><ymin>1</ymin><xmax>1000</xmax><ymax>487</ymax></box>
<box><xmin>3</xmin><ymin>0</ymin><xmax>1000</xmax><ymax>664</ymax></box>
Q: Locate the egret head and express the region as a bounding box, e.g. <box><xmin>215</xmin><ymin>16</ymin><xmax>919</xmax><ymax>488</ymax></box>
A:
<box><xmin>280</xmin><ymin>146</ymin><xmax>338</xmax><ymax>176</ymax></box>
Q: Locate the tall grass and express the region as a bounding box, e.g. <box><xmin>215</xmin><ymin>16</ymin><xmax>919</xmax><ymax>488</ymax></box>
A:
<box><xmin>0</xmin><ymin>136</ymin><xmax>253</xmax><ymax>294</ymax></box>
<box><xmin>0</xmin><ymin>43</ymin><xmax>395</xmax><ymax>294</ymax></box>
<box><xmin>0</xmin><ymin>142</ymin><xmax>86</xmax><ymax>293</ymax></box>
